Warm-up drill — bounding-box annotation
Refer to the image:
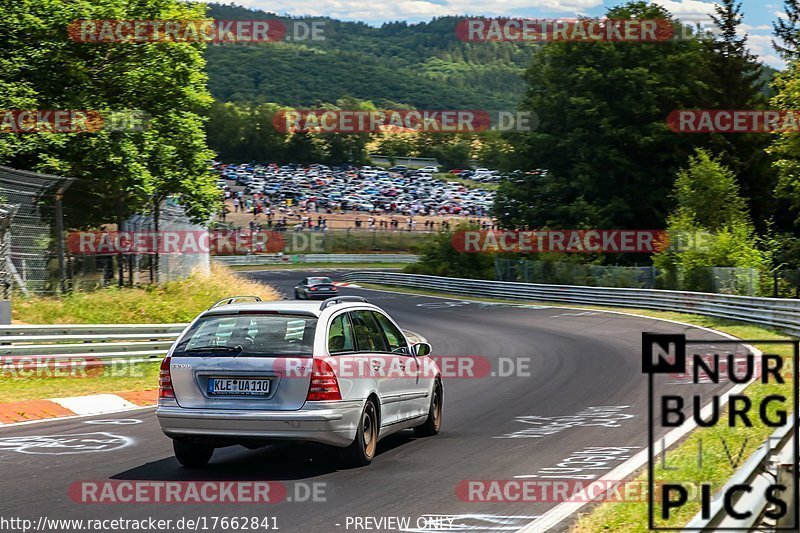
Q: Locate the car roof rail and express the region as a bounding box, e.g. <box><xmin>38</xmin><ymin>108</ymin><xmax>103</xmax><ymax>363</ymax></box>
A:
<box><xmin>209</xmin><ymin>296</ymin><xmax>263</xmax><ymax>310</ymax></box>
<box><xmin>319</xmin><ymin>296</ymin><xmax>368</xmax><ymax>311</ymax></box>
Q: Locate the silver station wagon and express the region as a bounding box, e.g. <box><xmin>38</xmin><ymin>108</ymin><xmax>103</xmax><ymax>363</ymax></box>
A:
<box><xmin>157</xmin><ymin>296</ymin><xmax>442</xmax><ymax>467</ymax></box>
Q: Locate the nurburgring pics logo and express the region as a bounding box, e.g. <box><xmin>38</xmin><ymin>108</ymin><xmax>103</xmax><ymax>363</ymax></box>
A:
<box><xmin>643</xmin><ymin>333</ymin><xmax>799</xmax><ymax>529</ymax></box>
<box><xmin>272</xmin><ymin>109</ymin><xmax>537</xmax><ymax>133</ymax></box>
<box><xmin>456</xmin><ymin>18</ymin><xmax>674</xmax><ymax>42</ymax></box>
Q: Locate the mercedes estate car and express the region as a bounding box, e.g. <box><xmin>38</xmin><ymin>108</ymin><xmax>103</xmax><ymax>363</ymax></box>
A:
<box><xmin>157</xmin><ymin>296</ymin><xmax>442</xmax><ymax>468</ymax></box>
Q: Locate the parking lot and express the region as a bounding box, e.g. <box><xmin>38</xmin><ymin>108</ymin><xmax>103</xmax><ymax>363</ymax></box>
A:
<box><xmin>214</xmin><ymin>163</ymin><xmax>498</xmax><ymax>230</ymax></box>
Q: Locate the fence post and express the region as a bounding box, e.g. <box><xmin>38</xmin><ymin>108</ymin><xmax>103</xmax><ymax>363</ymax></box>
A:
<box><xmin>774</xmin><ymin>270</ymin><xmax>779</xmax><ymax>298</ymax></box>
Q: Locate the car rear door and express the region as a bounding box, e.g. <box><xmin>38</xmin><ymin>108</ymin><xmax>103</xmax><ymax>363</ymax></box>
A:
<box><xmin>168</xmin><ymin>313</ymin><xmax>316</xmax><ymax>411</ymax></box>
<box><xmin>325</xmin><ymin>311</ymin><xmax>369</xmax><ymax>400</ymax></box>
<box><xmin>349</xmin><ymin>310</ymin><xmax>402</xmax><ymax>426</ymax></box>
<box><xmin>372</xmin><ymin>311</ymin><xmax>430</xmax><ymax>419</ymax></box>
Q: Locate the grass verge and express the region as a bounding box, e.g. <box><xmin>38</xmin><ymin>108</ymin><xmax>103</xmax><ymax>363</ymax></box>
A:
<box><xmin>0</xmin><ymin>361</ymin><xmax>161</xmax><ymax>403</ymax></box>
<box><xmin>358</xmin><ymin>282</ymin><xmax>795</xmax><ymax>531</ymax></box>
<box><xmin>4</xmin><ymin>264</ymin><xmax>280</xmax><ymax>402</ymax></box>
<box><xmin>12</xmin><ymin>263</ymin><xmax>280</xmax><ymax>324</ymax></box>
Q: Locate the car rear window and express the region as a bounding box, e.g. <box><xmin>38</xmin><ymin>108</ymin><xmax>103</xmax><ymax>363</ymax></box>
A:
<box><xmin>308</xmin><ymin>277</ymin><xmax>333</xmax><ymax>285</ymax></box>
<box><xmin>172</xmin><ymin>314</ymin><xmax>317</xmax><ymax>358</ymax></box>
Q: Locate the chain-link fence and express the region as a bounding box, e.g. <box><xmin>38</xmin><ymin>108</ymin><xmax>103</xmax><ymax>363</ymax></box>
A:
<box><xmin>68</xmin><ymin>200</ymin><xmax>210</xmax><ymax>290</ymax></box>
<box><xmin>495</xmin><ymin>259</ymin><xmax>767</xmax><ymax>296</ymax></box>
<box><xmin>772</xmin><ymin>269</ymin><xmax>800</xmax><ymax>298</ymax></box>
<box><xmin>0</xmin><ymin>204</ymin><xmax>18</xmax><ymax>300</ymax></box>
<box><xmin>0</xmin><ymin>166</ymin><xmax>73</xmax><ymax>295</ymax></box>
<box><xmin>495</xmin><ymin>259</ymin><xmax>660</xmax><ymax>289</ymax></box>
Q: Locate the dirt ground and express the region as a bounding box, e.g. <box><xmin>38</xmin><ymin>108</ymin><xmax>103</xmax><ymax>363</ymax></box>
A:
<box><xmin>220</xmin><ymin>200</ymin><xmax>494</xmax><ymax>231</ymax></box>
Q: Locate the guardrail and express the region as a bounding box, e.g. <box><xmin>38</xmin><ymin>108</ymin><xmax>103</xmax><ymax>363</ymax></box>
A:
<box><xmin>341</xmin><ymin>271</ymin><xmax>800</xmax><ymax>337</ymax></box>
<box><xmin>1</xmin><ymin>321</ymin><xmax>422</xmax><ymax>366</ymax></box>
<box><xmin>341</xmin><ymin>271</ymin><xmax>800</xmax><ymax>530</ymax></box>
<box><xmin>684</xmin><ymin>424</ymin><xmax>796</xmax><ymax>530</ymax></box>
<box><xmin>0</xmin><ymin>324</ymin><xmax>187</xmax><ymax>364</ymax></box>
<box><xmin>215</xmin><ymin>254</ymin><xmax>418</xmax><ymax>266</ymax></box>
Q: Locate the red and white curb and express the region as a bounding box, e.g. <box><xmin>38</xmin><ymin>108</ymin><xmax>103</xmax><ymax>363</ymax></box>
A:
<box><xmin>333</xmin><ymin>282</ymin><xmax>361</xmax><ymax>288</ymax></box>
<box><xmin>0</xmin><ymin>391</ymin><xmax>157</xmax><ymax>428</ymax></box>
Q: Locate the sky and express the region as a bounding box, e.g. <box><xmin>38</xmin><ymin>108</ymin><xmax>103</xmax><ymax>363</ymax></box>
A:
<box><xmin>202</xmin><ymin>0</ymin><xmax>787</xmax><ymax>68</ymax></box>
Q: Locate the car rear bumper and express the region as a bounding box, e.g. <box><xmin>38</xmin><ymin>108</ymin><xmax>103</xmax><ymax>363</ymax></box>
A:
<box><xmin>156</xmin><ymin>400</ymin><xmax>363</xmax><ymax>447</ymax></box>
<box><xmin>305</xmin><ymin>291</ymin><xmax>338</xmax><ymax>300</ymax></box>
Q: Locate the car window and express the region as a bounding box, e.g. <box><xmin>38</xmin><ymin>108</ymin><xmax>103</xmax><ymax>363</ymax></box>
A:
<box><xmin>328</xmin><ymin>313</ymin><xmax>355</xmax><ymax>354</ymax></box>
<box><xmin>309</xmin><ymin>277</ymin><xmax>333</xmax><ymax>285</ymax></box>
<box><xmin>173</xmin><ymin>314</ymin><xmax>317</xmax><ymax>357</ymax></box>
<box><xmin>372</xmin><ymin>311</ymin><xmax>408</xmax><ymax>354</ymax></box>
<box><xmin>349</xmin><ymin>310</ymin><xmax>389</xmax><ymax>353</ymax></box>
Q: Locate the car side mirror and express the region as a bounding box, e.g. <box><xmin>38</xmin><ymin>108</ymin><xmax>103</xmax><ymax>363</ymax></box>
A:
<box><xmin>412</xmin><ymin>342</ymin><xmax>432</xmax><ymax>357</ymax></box>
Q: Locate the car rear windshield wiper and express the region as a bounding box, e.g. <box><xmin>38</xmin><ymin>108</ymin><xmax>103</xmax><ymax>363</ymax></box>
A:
<box><xmin>183</xmin><ymin>346</ymin><xmax>243</xmax><ymax>354</ymax></box>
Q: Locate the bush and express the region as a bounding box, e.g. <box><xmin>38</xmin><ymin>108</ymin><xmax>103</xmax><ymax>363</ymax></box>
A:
<box><xmin>404</xmin><ymin>223</ymin><xmax>496</xmax><ymax>279</ymax></box>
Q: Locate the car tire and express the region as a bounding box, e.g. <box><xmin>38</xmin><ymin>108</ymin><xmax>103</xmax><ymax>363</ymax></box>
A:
<box><xmin>339</xmin><ymin>399</ymin><xmax>378</xmax><ymax>468</ymax></box>
<box><xmin>173</xmin><ymin>439</ymin><xmax>213</xmax><ymax>467</ymax></box>
<box><xmin>414</xmin><ymin>379</ymin><xmax>442</xmax><ymax>437</ymax></box>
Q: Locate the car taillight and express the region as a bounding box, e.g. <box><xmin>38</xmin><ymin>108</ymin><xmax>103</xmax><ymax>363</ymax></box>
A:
<box><xmin>307</xmin><ymin>358</ymin><xmax>341</xmax><ymax>401</ymax></box>
<box><xmin>310</xmin><ymin>287</ymin><xmax>317</xmax><ymax>291</ymax></box>
<box><xmin>159</xmin><ymin>356</ymin><xmax>175</xmax><ymax>399</ymax></box>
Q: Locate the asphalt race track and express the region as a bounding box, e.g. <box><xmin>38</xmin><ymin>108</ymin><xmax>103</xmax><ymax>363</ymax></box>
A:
<box><xmin>0</xmin><ymin>269</ymin><xmax>749</xmax><ymax>533</ymax></box>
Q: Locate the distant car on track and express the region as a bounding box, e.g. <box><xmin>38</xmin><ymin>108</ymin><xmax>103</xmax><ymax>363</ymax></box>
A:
<box><xmin>294</xmin><ymin>277</ymin><xmax>339</xmax><ymax>300</ymax></box>
<box><xmin>156</xmin><ymin>296</ymin><xmax>442</xmax><ymax>468</ymax></box>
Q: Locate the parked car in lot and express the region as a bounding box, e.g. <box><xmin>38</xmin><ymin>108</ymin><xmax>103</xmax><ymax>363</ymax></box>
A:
<box><xmin>294</xmin><ymin>277</ymin><xmax>339</xmax><ymax>300</ymax></box>
<box><xmin>418</xmin><ymin>166</ymin><xmax>439</xmax><ymax>174</ymax></box>
<box><xmin>157</xmin><ymin>296</ymin><xmax>442</xmax><ymax>468</ymax></box>
<box><xmin>212</xmin><ymin>162</ymin><xmax>497</xmax><ymax>217</ymax></box>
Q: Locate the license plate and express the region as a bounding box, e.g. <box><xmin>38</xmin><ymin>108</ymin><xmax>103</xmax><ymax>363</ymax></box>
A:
<box><xmin>208</xmin><ymin>378</ymin><xmax>271</xmax><ymax>396</ymax></box>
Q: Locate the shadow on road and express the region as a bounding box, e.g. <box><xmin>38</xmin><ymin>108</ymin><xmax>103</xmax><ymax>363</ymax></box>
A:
<box><xmin>111</xmin><ymin>432</ymin><xmax>421</xmax><ymax>481</ymax></box>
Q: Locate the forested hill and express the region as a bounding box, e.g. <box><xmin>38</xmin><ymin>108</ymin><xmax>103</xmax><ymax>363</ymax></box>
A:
<box><xmin>205</xmin><ymin>3</ymin><xmax>536</xmax><ymax>109</ymax></box>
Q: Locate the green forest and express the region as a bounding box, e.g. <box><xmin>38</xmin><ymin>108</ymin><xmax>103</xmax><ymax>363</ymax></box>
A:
<box><xmin>204</xmin><ymin>3</ymin><xmax>535</xmax><ymax>109</ymax></box>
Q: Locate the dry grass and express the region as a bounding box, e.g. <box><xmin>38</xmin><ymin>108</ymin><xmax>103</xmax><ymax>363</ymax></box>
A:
<box><xmin>12</xmin><ymin>263</ymin><xmax>280</xmax><ymax>324</ymax></box>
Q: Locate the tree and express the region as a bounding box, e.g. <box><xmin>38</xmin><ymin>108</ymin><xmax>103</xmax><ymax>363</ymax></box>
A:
<box><xmin>703</xmin><ymin>0</ymin><xmax>774</xmax><ymax>230</ymax></box>
<box><xmin>654</xmin><ymin>149</ymin><xmax>769</xmax><ymax>292</ymax></box>
<box><xmin>285</xmin><ymin>131</ymin><xmax>321</xmax><ymax>164</ymax></box>
<box><xmin>774</xmin><ymin>0</ymin><xmax>800</xmax><ymax>60</ymax></box>
<box><xmin>495</xmin><ymin>2</ymin><xmax>712</xmax><ymax>232</ymax></box>
<box><xmin>766</xmin><ymin>60</ymin><xmax>800</xmax><ymax>267</ymax></box>
<box><xmin>670</xmin><ymin>149</ymin><xmax>750</xmax><ymax>230</ymax></box>
<box><xmin>0</xmin><ymin>0</ymin><xmax>219</xmax><ymax>230</ymax></box>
